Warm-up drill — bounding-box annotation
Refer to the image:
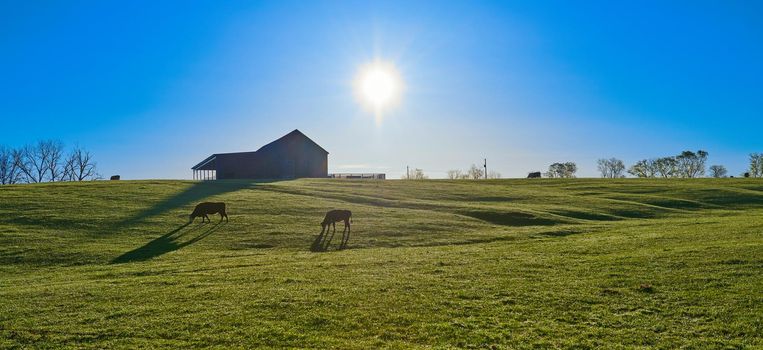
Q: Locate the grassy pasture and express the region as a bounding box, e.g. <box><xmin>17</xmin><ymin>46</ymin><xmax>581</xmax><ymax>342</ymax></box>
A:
<box><xmin>0</xmin><ymin>178</ymin><xmax>761</xmax><ymax>348</ymax></box>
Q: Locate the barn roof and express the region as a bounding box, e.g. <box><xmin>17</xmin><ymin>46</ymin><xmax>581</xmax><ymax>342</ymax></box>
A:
<box><xmin>191</xmin><ymin>154</ymin><xmax>217</xmax><ymax>170</ymax></box>
<box><xmin>191</xmin><ymin>129</ymin><xmax>327</xmax><ymax>170</ymax></box>
<box><xmin>256</xmin><ymin>129</ymin><xmax>329</xmax><ymax>154</ymax></box>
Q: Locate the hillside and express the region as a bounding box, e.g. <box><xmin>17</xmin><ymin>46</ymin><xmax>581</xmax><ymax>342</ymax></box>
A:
<box><xmin>1</xmin><ymin>179</ymin><xmax>761</xmax><ymax>348</ymax></box>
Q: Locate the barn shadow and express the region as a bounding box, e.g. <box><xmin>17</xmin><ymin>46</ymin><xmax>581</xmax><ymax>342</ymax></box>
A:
<box><xmin>106</xmin><ymin>180</ymin><xmax>261</xmax><ymax>234</ymax></box>
<box><xmin>111</xmin><ymin>222</ymin><xmax>225</xmax><ymax>263</ymax></box>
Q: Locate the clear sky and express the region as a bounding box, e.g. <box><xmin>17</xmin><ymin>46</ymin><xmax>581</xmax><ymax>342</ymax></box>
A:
<box><xmin>2</xmin><ymin>1</ymin><xmax>761</xmax><ymax>179</ymax></box>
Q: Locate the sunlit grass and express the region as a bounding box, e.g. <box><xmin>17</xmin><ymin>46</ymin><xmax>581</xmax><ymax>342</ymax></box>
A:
<box><xmin>1</xmin><ymin>178</ymin><xmax>761</xmax><ymax>348</ymax></box>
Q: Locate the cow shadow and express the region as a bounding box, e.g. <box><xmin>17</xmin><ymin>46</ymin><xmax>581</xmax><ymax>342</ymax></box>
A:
<box><xmin>310</xmin><ymin>227</ymin><xmax>349</xmax><ymax>252</ymax></box>
<box><xmin>111</xmin><ymin>222</ymin><xmax>225</xmax><ymax>263</ymax></box>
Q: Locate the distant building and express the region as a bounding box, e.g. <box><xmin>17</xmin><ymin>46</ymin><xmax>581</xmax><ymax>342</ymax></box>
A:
<box><xmin>192</xmin><ymin>129</ymin><xmax>328</xmax><ymax>180</ymax></box>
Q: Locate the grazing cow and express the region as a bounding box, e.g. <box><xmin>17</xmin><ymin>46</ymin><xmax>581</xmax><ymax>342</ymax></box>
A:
<box><xmin>527</xmin><ymin>171</ymin><xmax>541</xmax><ymax>178</ymax></box>
<box><xmin>190</xmin><ymin>202</ymin><xmax>228</xmax><ymax>223</ymax></box>
<box><xmin>319</xmin><ymin>209</ymin><xmax>352</xmax><ymax>249</ymax></box>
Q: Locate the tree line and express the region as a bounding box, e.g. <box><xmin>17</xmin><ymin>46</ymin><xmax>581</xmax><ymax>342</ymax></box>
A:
<box><xmin>408</xmin><ymin>150</ymin><xmax>763</xmax><ymax>180</ymax></box>
<box><xmin>0</xmin><ymin>140</ymin><xmax>99</xmax><ymax>185</ymax></box>
<box><xmin>445</xmin><ymin>164</ymin><xmax>501</xmax><ymax>179</ymax></box>
<box><xmin>597</xmin><ymin>150</ymin><xmax>763</xmax><ymax>178</ymax></box>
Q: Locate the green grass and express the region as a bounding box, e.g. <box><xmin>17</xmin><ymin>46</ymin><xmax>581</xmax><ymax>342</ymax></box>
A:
<box><xmin>1</xmin><ymin>178</ymin><xmax>761</xmax><ymax>348</ymax></box>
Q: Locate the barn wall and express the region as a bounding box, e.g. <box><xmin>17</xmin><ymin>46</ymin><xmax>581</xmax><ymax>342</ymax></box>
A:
<box><xmin>204</xmin><ymin>131</ymin><xmax>328</xmax><ymax>180</ymax></box>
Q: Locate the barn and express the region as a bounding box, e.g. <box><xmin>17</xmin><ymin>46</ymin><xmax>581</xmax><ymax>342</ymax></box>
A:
<box><xmin>191</xmin><ymin>129</ymin><xmax>328</xmax><ymax>180</ymax></box>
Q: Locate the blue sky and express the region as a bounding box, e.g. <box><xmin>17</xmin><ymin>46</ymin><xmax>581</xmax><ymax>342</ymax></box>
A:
<box><xmin>1</xmin><ymin>1</ymin><xmax>761</xmax><ymax>179</ymax></box>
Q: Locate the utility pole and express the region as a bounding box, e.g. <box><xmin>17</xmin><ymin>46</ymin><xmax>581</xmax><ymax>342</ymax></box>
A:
<box><xmin>484</xmin><ymin>158</ymin><xmax>487</xmax><ymax>179</ymax></box>
<box><xmin>406</xmin><ymin>165</ymin><xmax>410</xmax><ymax>180</ymax></box>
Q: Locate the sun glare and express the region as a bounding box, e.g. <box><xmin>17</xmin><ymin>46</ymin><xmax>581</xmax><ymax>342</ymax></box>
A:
<box><xmin>354</xmin><ymin>61</ymin><xmax>402</xmax><ymax>115</ymax></box>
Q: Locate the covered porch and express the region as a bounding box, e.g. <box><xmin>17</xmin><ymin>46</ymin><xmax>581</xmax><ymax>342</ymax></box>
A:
<box><xmin>191</xmin><ymin>154</ymin><xmax>217</xmax><ymax>180</ymax></box>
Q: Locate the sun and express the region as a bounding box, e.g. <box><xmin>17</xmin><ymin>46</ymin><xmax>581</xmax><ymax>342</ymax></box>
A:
<box><xmin>354</xmin><ymin>61</ymin><xmax>402</xmax><ymax>113</ymax></box>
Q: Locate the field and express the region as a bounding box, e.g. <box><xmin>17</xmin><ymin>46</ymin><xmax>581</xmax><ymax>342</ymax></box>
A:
<box><xmin>1</xmin><ymin>179</ymin><xmax>761</xmax><ymax>348</ymax></box>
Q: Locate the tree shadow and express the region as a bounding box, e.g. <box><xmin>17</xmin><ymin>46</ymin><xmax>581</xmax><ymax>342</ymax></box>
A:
<box><xmin>111</xmin><ymin>222</ymin><xmax>225</xmax><ymax>263</ymax></box>
<box><xmin>106</xmin><ymin>180</ymin><xmax>263</xmax><ymax>234</ymax></box>
<box><xmin>459</xmin><ymin>210</ymin><xmax>560</xmax><ymax>226</ymax></box>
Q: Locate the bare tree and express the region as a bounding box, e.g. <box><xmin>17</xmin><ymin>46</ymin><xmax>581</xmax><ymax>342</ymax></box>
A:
<box><xmin>467</xmin><ymin>164</ymin><xmax>484</xmax><ymax>180</ymax></box>
<box><xmin>750</xmin><ymin>153</ymin><xmax>763</xmax><ymax>178</ymax></box>
<box><xmin>13</xmin><ymin>140</ymin><xmax>67</xmax><ymax>183</ymax></box>
<box><xmin>487</xmin><ymin>170</ymin><xmax>501</xmax><ymax>179</ymax></box>
<box><xmin>1</xmin><ymin>141</ymin><xmax>99</xmax><ymax>184</ymax></box>
<box><xmin>0</xmin><ymin>146</ymin><xmax>23</xmax><ymax>185</ymax></box>
<box><xmin>446</xmin><ymin>169</ymin><xmax>463</xmax><ymax>180</ymax></box>
<box><xmin>597</xmin><ymin>158</ymin><xmax>625</xmax><ymax>178</ymax></box>
<box><xmin>65</xmin><ymin>147</ymin><xmax>98</xmax><ymax>181</ymax></box>
<box><xmin>709</xmin><ymin>165</ymin><xmax>727</xmax><ymax>178</ymax></box>
<box><xmin>15</xmin><ymin>144</ymin><xmax>45</xmax><ymax>183</ymax></box>
<box><xmin>42</xmin><ymin>140</ymin><xmax>66</xmax><ymax>182</ymax></box>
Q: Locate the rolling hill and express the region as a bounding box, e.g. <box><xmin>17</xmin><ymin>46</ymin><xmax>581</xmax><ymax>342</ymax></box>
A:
<box><xmin>1</xmin><ymin>179</ymin><xmax>761</xmax><ymax>348</ymax></box>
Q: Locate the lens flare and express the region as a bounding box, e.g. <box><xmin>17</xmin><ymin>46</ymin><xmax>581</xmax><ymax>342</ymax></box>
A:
<box><xmin>354</xmin><ymin>61</ymin><xmax>403</xmax><ymax>120</ymax></box>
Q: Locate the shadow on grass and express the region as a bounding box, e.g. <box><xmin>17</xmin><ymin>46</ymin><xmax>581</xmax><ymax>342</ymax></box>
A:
<box><xmin>310</xmin><ymin>228</ymin><xmax>348</xmax><ymax>252</ymax></box>
<box><xmin>460</xmin><ymin>210</ymin><xmax>560</xmax><ymax>226</ymax></box>
<box><xmin>106</xmin><ymin>180</ymin><xmax>262</xmax><ymax>234</ymax></box>
<box><xmin>310</xmin><ymin>230</ymin><xmax>326</xmax><ymax>252</ymax></box>
<box><xmin>111</xmin><ymin>222</ymin><xmax>225</xmax><ymax>263</ymax></box>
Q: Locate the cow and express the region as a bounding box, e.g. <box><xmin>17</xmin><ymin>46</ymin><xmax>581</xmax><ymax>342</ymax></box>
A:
<box><xmin>110</xmin><ymin>175</ymin><xmax>120</xmax><ymax>180</ymax></box>
<box><xmin>319</xmin><ymin>209</ymin><xmax>352</xmax><ymax>249</ymax></box>
<box><xmin>189</xmin><ymin>202</ymin><xmax>228</xmax><ymax>223</ymax></box>
<box><xmin>527</xmin><ymin>171</ymin><xmax>541</xmax><ymax>178</ymax></box>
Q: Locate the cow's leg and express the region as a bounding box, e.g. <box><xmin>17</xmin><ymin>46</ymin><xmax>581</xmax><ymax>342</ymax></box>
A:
<box><xmin>341</xmin><ymin>219</ymin><xmax>351</xmax><ymax>248</ymax></box>
<box><xmin>323</xmin><ymin>223</ymin><xmax>335</xmax><ymax>250</ymax></box>
<box><xmin>339</xmin><ymin>221</ymin><xmax>347</xmax><ymax>248</ymax></box>
<box><xmin>204</xmin><ymin>214</ymin><xmax>210</xmax><ymax>223</ymax></box>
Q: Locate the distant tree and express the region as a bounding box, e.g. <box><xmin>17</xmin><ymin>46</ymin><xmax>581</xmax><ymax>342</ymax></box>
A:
<box><xmin>15</xmin><ymin>140</ymin><xmax>68</xmax><ymax>183</ymax></box>
<box><xmin>654</xmin><ymin>157</ymin><xmax>678</xmax><ymax>178</ymax></box>
<box><xmin>1</xmin><ymin>141</ymin><xmax>99</xmax><ymax>185</ymax></box>
<box><xmin>63</xmin><ymin>147</ymin><xmax>98</xmax><ymax>181</ymax></box>
<box><xmin>446</xmin><ymin>169</ymin><xmax>463</xmax><ymax>180</ymax></box>
<box><xmin>42</xmin><ymin>140</ymin><xmax>66</xmax><ymax>182</ymax></box>
<box><xmin>10</xmin><ymin>148</ymin><xmax>28</xmax><ymax>183</ymax></box>
<box><xmin>467</xmin><ymin>164</ymin><xmax>484</xmax><ymax>180</ymax></box>
<box><xmin>0</xmin><ymin>146</ymin><xmax>23</xmax><ymax>185</ymax></box>
<box><xmin>15</xmin><ymin>144</ymin><xmax>46</xmax><ymax>183</ymax></box>
<box><xmin>749</xmin><ymin>153</ymin><xmax>763</xmax><ymax>178</ymax></box>
<box><xmin>597</xmin><ymin>158</ymin><xmax>625</xmax><ymax>178</ymax></box>
<box><xmin>487</xmin><ymin>170</ymin><xmax>502</xmax><ymax>179</ymax></box>
<box><xmin>743</xmin><ymin>172</ymin><xmax>751</xmax><ymax>178</ymax></box>
<box><xmin>402</xmin><ymin>168</ymin><xmax>427</xmax><ymax>180</ymax></box>
<box><xmin>675</xmin><ymin>150</ymin><xmax>708</xmax><ymax>178</ymax></box>
<box><xmin>708</xmin><ymin>165</ymin><xmax>727</xmax><ymax>178</ymax></box>
<box><xmin>546</xmin><ymin>162</ymin><xmax>577</xmax><ymax>178</ymax></box>
<box><xmin>628</xmin><ymin>159</ymin><xmax>657</xmax><ymax>178</ymax></box>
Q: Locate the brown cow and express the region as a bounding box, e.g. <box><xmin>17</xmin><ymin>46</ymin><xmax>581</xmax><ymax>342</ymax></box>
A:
<box><xmin>319</xmin><ymin>209</ymin><xmax>352</xmax><ymax>249</ymax></box>
<box><xmin>190</xmin><ymin>202</ymin><xmax>228</xmax><ymax>223</ymax></box>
